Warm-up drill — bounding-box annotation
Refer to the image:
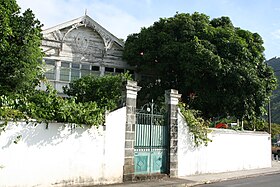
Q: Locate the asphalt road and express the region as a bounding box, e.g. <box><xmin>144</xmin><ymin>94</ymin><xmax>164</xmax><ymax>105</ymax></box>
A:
<box><xmin>198</xmin><ymin>173</ymin><xmax>280</xmax><ymax>187</ymax></box>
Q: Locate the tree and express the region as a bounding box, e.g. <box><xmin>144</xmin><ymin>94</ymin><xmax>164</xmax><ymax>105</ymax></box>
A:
<box><xmin>123</xmin><ymin>12</ymin><xmax>277</xmax><ymax>120</ymax></box>
<box><xmin>63</xmin><ymin>73</ymin><xmax>132</xmax><ymax>110</ymax></box>
<box><xmin>266</xmin><ymin>57</ymin><xmax>280</xmax><ymax>124</ymax></box>
<box><xmin>0</xmin><ymin>0</ymin><xmax>43</xmax><ymax>95</ymax></box>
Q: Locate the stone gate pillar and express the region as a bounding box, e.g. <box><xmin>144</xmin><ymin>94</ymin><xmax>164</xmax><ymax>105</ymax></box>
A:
<box><xmin>165</xmin><ymin>89</ymin><xmax>181</xmax><ymax>178</ymax></box>
<box><xmin>123</xmin><ymin>80</ymin><xmax>141</xmax><ymax>182</ymax></box>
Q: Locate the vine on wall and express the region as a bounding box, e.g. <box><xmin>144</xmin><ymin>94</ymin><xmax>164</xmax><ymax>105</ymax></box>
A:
<box><xmin>0</xmin><ymin>73</ymin><xmax>132</xmax><ymax>131</ymax></box>
<box><xmin>0</xmin><ymin>83</ymin><xmax>106</xmax><ymax>132</ymax></box>
<box><xmin>179</xmin><ymin>103</ymin><xmax>212</xmax><ymax>147</ymax></box>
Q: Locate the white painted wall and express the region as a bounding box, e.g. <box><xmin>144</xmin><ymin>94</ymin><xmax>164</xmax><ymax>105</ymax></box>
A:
<box><xmin>178</xmin><ymin>112</ymin><xmax>272</xmax><ymax>176</ymax></box>
<box><xmin>0</xmin><ymin>107</ymin><xmax>126</xmax><ymax>187</ymax></box>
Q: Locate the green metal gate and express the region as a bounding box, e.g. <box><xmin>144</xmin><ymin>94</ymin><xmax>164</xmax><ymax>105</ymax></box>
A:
<box><xmin>134</xmin><ymin>101</ymin><xmax>168</xmax><ymax>175</ymax></box>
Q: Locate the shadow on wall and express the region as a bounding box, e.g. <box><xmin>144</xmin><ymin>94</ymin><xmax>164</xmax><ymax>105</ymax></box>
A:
<box><xmin>178</xmin><ymin>112</ymin><xmax>198</xmax><ymax>154</ymax></box>
<box><xmin>0</xmin><ymin>107</ymin><xmax>126</xmax><ymax>186</ymax></box>
<box><xmin>1</xmin><ymin>122</ymin><xmax>104</xmax><ymax>149</ymax></box>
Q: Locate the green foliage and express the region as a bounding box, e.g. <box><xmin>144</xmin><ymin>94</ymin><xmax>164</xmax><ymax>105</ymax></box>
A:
<box><xmin>0</xmin><ymin>95</ymin><xmax>27</xmax><ymax>121</ymax></box>
<box><xmin>266</xmin><ymin>57</ymin><xmax>280</xmax><ymax>124</ymax></box>
<box><xmin>271</xmin><ymin>123</ymin><xmax>280</xmax><ymax>142</ymax></box>
<box><xmin>0</xmin><ymin>83</ymin><xmax>105</xmax><ymax>127</ymax></box>
<box><xmin>0</xmin><ymin>72</ymin><xmax>131</xmax><ymax>128</ymax></box>
<box><xmin>243</xmin><ymin>118</ymin><xmax>268</xmax><ymax>131</ymax></box>
<box><xmin>179</xmin><ymin>103</ymin><xmax>211</xmax><ymax>147</ymax></box>
<box><xmin>212</xmin><ymin>116</ymin><xmax>236</xmax><ymax>125</ymax></box>
<box><xmin>0</xmin><ymin>0</ymin><xmax>43</xmax><ymax>95</ymax></box>
<box><xmin>63</xmin><ymin>73</ymin><xmax>132</xmax><ymax>110</ymax></box>
<box><xmin>124</xmin><ymin>12</ymin><xmax>277</xmax><ymax>122</ymax></box>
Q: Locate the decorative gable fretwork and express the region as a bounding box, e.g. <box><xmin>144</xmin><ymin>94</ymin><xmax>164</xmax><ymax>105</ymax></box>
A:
<box><xmin>41</xmin><ymin>15</ymin><xmax>124</xmax><ymax>61</ymax></box>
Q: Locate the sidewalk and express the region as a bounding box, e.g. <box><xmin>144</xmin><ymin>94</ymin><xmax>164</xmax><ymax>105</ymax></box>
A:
<box><xmin>95</xmin><ymin>161</ymin><xmax>280</xmax><ymax>187</ymax></box>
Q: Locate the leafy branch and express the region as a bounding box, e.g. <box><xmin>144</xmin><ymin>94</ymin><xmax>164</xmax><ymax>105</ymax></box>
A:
<box><xmin>0</xmin><ymin>73</ymin><xmax>131</xmax><ymax>131</ymax></box>
<box><xmin>179</xmin><ymin>103</ymin><xmax>212</xmax><ymax>147</ymax></box>
<box><xmin>0</xmin><ymin>83</ymin><xmax>105</xmax><ymax>130</ymax></box>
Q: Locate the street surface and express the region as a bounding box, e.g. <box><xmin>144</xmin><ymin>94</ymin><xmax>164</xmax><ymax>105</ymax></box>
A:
<box><xmin>198</xmin><ymin>173</ymin><xmax>280</xmax><ymax>187</ymax></box>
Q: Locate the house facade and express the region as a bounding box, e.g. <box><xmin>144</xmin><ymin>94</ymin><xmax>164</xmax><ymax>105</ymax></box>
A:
<box><xmin>40</xmin><ymin>15</ymin><xmax>134</xmax><ymax>94</ymax></box>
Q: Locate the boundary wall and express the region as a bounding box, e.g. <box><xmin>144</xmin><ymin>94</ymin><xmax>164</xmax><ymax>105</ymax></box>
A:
<box><xmin>0</xmin><ymin>107</ymin><xmax>126</xmax><ymax>186</ymax></box>
<box><xmin>178</xmin><ymin>112</ymin><xmax>272</xmax><ymax>176</ymax></box>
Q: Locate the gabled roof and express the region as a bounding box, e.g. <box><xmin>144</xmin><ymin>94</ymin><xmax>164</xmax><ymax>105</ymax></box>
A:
<box><xmin>42</xmin><ymin>15</ymin><xmax>124</xmax><ymax>48</ymax></box>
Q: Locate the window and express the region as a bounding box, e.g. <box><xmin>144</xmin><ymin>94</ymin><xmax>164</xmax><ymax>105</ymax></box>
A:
<box><xmin>105</xmin><ymin>67</ymin><xmax>114</xmax><ymax>75</ymax></box>
<box><xmin>115</xmin><ymin>68</ymin><xmax>124</xmax><ymax>74</ymax></box>
<box><xmin>105</xmin><ymin>67</ymin><xmax>114</xmax><ymax>72</ymax></box>
<box><xmin>72</xmin><ymin>63</ymin><xmax>80</xmax><ymax>69</ymax></box>
<box><xmin>44</xmin><ymin>59</ymin><xmax>55</xmax><ymax>80</ymax></box>
<box><xmin>71</xmin><ymin>63</ymin><xmax>80</xmax><ymax>81</ymax></box>
<box><xmin>61</xmin><ymin>61</ymin><xmax>70</xmax><ymax>68</ymax></box>
<box><xmin>92</xmin><ymin>66</ymin><xmax>100</xmax><ymax>71</ymax></box>
<box><xmin>60</xmin><ymin>61</ymin><xmax>70</xmax><ymax>81</ymax></box>
<box><xmin>91</xmin><ymin>65</ymin><xmax>100</xmax><ymax>76</ymax></box>
<box><xmin>81</xmin><ymin>64</ymin><xmax>91</xmax><ymax>77</ymax></box>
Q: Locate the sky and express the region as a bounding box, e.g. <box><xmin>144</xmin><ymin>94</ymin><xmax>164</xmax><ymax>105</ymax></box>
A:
<box><xmin>17</xmin><ymin>0</ymin><xmax>280</xmax><ymax>60</ymax></box>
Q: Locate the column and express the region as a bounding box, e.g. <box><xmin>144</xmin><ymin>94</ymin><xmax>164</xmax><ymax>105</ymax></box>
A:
<box><xmin>165</xmin><ymin>89</ymin><xmax>181</xmax><ymax>178</ymax></box>
<box><xmin>54</xmin><ymin>60</ymin><xmax>61</xmax><ymax>91</ymax></box>
<box><xmin>100</xmin><ymin>65</ymin><xmax>105</xmax><ymax>76</ymax></box>
<box><xmin>123</xmin><ymin>80</ymin><xmax>141</xmax><ymax>182</ymax></box>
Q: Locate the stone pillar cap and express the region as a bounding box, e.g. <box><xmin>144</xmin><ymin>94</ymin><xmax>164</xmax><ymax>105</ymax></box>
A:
<box><xmin>165</xmin><ymin>89</ymin><xmax>181</xmax><ymax>105</ymax></box>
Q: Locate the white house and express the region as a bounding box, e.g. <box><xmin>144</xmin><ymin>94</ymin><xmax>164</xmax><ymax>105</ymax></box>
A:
<box><xmin>40</xmin><ymin>15</ymin><xmax>134</xmax><ymax>93</ymax></box>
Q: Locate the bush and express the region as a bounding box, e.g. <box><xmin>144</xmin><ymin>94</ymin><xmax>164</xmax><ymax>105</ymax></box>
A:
<box><xmin>63</xmin><ymin>73</ymin><xmax>132</xmax><ymax>110</ymax></box>
<box><xmin>0</xmin><ymin>84</ymin><xmax>105</xmax><ymax>127</ymax></box>
<box><xmin>0</xmin><ymin>73</ymin><xmax>131</xmax><ymax>130</ymax></box>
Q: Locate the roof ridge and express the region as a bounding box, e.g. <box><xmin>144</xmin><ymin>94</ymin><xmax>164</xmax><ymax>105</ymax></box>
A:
<box><xmin>42</xmin><ymin>15</ymin><xmax>124</xmax><ymax>47</ymax></box>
